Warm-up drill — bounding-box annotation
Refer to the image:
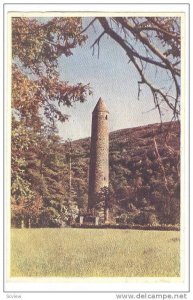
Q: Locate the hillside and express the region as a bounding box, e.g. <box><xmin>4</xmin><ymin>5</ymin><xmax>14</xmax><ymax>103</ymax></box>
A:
<box><xmin>66</xmin><ymin>121</ymin><xmax>180</xmax><ymax>225</ymax></box>
<box><xmin>11</xmin><ymin>120</ymin><xmax>180</xmax><ymax>227</ymax></box>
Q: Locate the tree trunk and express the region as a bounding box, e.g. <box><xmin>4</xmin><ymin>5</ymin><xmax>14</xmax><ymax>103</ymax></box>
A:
<box><xmin>21</xmin><ymin>218</ymin><xmax>24</xmax><ymax>228</ymax></box>
<box><xmin>104</xmin><ymin>207</ymin><xmax>109</xmax><ymax>223</ymax></box>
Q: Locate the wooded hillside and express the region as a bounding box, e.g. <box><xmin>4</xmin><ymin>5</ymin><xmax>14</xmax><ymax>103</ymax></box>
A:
<box><xmin>11</xmin><ymin>121</ymin><xmax>180</xmax><ymax>227</ymax></box>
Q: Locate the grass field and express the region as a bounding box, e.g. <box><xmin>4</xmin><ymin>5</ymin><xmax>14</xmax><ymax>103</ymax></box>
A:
<box><xmin>11</xmin><ymin>228</ymin><xmax>180</xmax><ymax>277</ymax></box>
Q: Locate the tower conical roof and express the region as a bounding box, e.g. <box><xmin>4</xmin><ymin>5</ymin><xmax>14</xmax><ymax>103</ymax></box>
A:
<box><xmin>93</xmin><ymin>98</ymin><xmax>109</xmax><ymax>113</ymax></box>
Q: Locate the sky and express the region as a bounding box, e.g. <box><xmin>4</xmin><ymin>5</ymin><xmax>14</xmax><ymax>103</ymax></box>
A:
<box><xmin>55</xmin><ymin>18</ymin><xmax>174</xmax><ymax>141</ymax></box>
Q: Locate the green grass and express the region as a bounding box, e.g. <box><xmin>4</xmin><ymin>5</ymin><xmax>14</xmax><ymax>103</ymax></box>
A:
<box><xmin>11</xmin><ymin>228</ymin><xmax>180</xmax><ymax>277</ymax></box>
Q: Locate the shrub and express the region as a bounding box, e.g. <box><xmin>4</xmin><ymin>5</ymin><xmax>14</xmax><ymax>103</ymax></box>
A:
<box><xmin>134</xmin><ymin>212</ymin><xmax>159</xmax><ymax>226</ymax></box>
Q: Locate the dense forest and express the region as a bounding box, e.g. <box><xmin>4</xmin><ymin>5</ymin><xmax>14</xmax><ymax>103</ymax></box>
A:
<box><xmin>11</xmin><ymin>120</ymin><xmax>180</xmax><ymax>228</ymax></box>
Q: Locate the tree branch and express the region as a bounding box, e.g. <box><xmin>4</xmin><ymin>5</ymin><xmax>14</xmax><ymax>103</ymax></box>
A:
<box><xmin>136</xmin><ymin>26</ymin><xmax>180</xmax><ymax>43</ymax></box>
<box><xmin>114</xmin><ymin>17</ymin><xmax>180</xmax><ymax>77</ymax></box>
<box><xmin>80</xmin><ymin>18</ymin><xmax>97</xmax><ymax>34</ymax></box>
<box><xmin>97</xmin><ymin>17</ymin><xmax>179</xmax><ymax>117</ymax></box>
<box><xmin>90</xmin><ymin>31</ymin><xmax>106</xmax><ymax>49</ymax></box>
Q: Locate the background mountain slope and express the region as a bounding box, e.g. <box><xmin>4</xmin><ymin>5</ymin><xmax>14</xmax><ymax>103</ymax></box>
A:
<box><xmin>11</xmin><ymin>121</ymin><xmax>180</xmax><ymax>227</ymax></box>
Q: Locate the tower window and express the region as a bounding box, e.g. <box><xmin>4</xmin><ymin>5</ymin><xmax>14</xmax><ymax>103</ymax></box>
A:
<box><xmin>105</xmin><ymin>115</ymin><xmax>108</xmax><ymax>120</ymax></box>
<box><xmin>104</xmin><ymin>177</ymin><xmax>106</xmax><ymax>181</ymax></box>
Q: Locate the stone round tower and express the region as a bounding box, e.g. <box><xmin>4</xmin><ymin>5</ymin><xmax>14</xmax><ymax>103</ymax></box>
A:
<box><xmin>88</xmin><ymin>98</ymin><xmax>109</xmax><ymax>210</ymax></box>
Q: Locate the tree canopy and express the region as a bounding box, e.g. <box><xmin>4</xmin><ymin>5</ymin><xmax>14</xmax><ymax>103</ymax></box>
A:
<box><xmin>12</xmin><ymin>17</ymin><xmax>92</xmax><ymax>129</ymax></box>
